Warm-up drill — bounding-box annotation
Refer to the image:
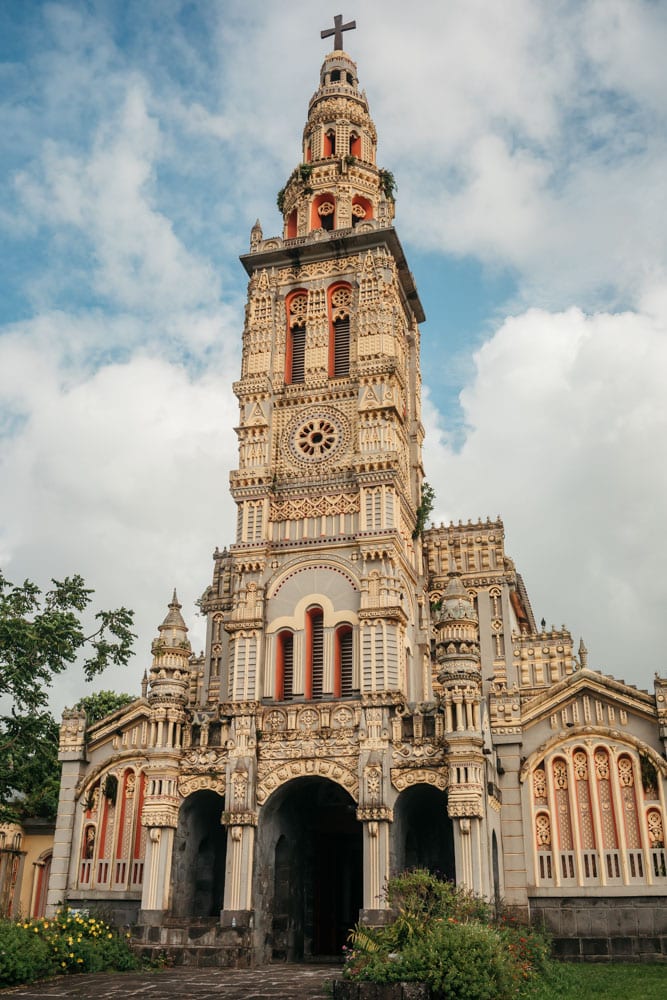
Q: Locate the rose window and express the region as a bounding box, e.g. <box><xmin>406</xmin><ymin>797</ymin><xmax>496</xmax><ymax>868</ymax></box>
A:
<box><xmin>296</xmin><ymin>418</ymin><xmax>338</xmax><ymax>458</ymax></box>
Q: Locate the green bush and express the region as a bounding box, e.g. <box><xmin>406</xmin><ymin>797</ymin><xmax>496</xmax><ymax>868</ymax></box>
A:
<box><xmin>0</xmin><ymin>919</ymin><xmax>53</xmax><ymax>987</ymax></box>
<box><xmin>344</xmin><ymin>870</ymin><xmax>551</xmax><ymax>999</ymax></box>
<box><xmin>0</xmin><ymin>908</ymin><xmax>139</xmax><ymax>987</ymax></box>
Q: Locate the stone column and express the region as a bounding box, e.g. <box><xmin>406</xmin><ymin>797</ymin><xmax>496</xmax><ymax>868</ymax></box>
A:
<box><xmin>452</xmin><ymin>816</ymin><xmax>487</xmax><ymax>896</ymax></box>
<box><xmin>140</xmin><ymin>824</ymin><xmax>176</xmax><ymax>916</ymax></box>
<box><xmin>46</xmin><ymin>710</ymin><xmax>87</xmax><ymax>915</ymax></box>
<box><xmin>358</xmin><ymin>811</ymin><xmax>391</xmax><ymax>918</ymax></box>
<box><xmin>221</xmin><ymin>815</ymin><xmax>256</xmax><ymax>928</ymax></box>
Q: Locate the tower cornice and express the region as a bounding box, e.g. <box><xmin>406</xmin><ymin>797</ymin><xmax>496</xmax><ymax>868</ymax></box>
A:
<box><xmin>240</xmin><ymin>227</ymin><xmax>425</xmax><ymax>323</ymax></box>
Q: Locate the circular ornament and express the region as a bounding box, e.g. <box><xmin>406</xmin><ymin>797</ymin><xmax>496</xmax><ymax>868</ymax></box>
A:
<box><xmin>287</xmin><ymin>408</ymin><xmax>348</xmax><ymax>464</ymax></box>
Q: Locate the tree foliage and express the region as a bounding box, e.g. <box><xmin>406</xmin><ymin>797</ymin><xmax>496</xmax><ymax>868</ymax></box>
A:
<box><xmin>75</xmin><ymin>690</ymin><xmax>135</xmax><ymax>726</ymax></box>
<box><xmin>0</xmin><ymin>572</ymin><xmax>135</xmax><ymax>821</ymax></box>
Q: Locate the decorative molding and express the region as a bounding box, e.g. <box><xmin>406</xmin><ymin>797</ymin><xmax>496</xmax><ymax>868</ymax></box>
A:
<box><xmin>391</xmin><ymin>767</ymin><xmax>449</xmax><ymax>792</ymax></box>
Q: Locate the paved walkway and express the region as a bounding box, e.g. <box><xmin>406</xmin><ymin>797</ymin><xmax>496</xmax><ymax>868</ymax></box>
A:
<box><xmin>1</xmin><ymin>965</ymin><xmax>338</xmax><ymax>999</ymax></box>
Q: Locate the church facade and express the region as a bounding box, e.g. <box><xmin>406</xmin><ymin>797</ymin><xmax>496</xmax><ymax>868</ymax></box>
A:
<box><xmin>48</xmin><ymin>37</ymin><xmax>667</xmax><ymax>965</ymax></box>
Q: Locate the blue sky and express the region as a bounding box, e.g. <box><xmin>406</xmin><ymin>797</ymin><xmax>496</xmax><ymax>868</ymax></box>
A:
<box><xmin>1</xmin><ymin>0</ymin><xmax>666</xmax><ymax>708</ymax></box>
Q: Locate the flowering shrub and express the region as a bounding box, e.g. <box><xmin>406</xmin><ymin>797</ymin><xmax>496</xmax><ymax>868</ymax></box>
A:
<box><xmin>344</xmin><ymin>870</ymin><xmax>551</xmax><ymax>1000</ymax></box>
<box><xmin>0</xmin><ymin>909</ymin><xmax>139</xmax><ymax>987</ymax></box>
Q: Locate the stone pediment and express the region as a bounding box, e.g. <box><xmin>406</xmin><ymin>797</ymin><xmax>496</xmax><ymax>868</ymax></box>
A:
<box><xmin>86</xmin><ymin>700</ymin><xmax>151</xmax><ymax>752</ymax></box>
<box><xmin>520</xmin><ymin>668</ymin><xmax>655</xmax><ymax>730</ymax></box>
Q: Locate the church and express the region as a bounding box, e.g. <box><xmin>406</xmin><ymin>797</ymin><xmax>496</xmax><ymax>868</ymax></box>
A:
<box><xmin>47</xmin><ymin>22</ymin><xmax>667</xmax><ymax>965</ymax></box>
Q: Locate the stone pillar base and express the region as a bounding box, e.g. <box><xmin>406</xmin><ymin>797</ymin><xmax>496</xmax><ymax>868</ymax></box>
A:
<box><xmin>137</xmin><ymin>909</ymin><xmax>166</xmax><ymax>926</ymax></box>
<box><xmin>359</xmin><ymin>908</ymin><xmax>395</xmax><ymax>926</ymax></box>
<box><xmin>220</xmin><ymin>908</ymin><xmax>254</xmax><ymax>929</ymax></box>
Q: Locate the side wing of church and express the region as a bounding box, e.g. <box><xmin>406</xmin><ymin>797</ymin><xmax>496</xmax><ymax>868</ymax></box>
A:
<box><xmin>47</xmin><ymin>35</ymin><xmax>667</xmax><ymax>965</ymax></box>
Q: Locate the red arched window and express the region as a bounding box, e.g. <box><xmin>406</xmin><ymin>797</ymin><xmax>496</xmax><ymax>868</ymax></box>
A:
<box><xmin>351</xmin><ymin>195</ymin><xmax>373</xmax><ymax>227</ymax></box>
<box><xmin>349</xmin><ymin>132</ymin><xmax>361</xmax><ymax>158</ymax></box>
<box><xmin>324</xmin><ymin>128</ymin><xmax>336</xmax><ymax>157</ymax></box>
<box><xmin>311</xmin><ymin>193</ymin><xmax>336</xmax><ymax>232</ymax></box>
<box><xmin>276</xmin><ymin>631</ymin><xmax>294</xmax><ymax>701</ymax></box>
<box><xmin>285</xmin><ymin>292</ymin><xmax>307</xmax><ymax>383</ymax></box>
<box><xmin>328</xmin><ymin>284</ymin><xmax>352</xmax><ymax>377</ymax></box>
<box><xmin>306</xmin><ymin>607</ymin><xmax>324</xmax><ymax>700</ymax></box>
<box><xmin>335</xmin><ymin>624</ymin><xmax>353</xmax><ymax>697</ymax></box>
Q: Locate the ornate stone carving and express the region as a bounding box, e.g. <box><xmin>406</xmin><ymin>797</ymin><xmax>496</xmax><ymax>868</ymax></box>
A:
<box><xmin>59</xmin><ymin>709</ymin><xmax>86</xmax><ymax>753</ymax></box>
<box><xmin>357</xmin><ymin>806</ymin><xmax>393</xmax><ymax>822</ymax></box>
<box><xmin>391</xmin><ymin>767</ymin><xmax>448</xmax><ymax>792</ymax></box>
<box><xmin>179</xmin><ymin>774</ymin><xmax>226</xmax><ymax>798</ymax></box>
<box><xmin>257</xmin><ymin>757</ymin><xmax>358</xmax><ymax>804</ymax></box>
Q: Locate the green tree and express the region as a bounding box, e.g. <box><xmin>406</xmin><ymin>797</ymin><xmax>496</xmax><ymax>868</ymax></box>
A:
<box><xmin>75</xmin><ymin>690</ymin><xmax>135</xmax><ymax>725</ymax></box>
<box><xmin>0</xmin><ymin>572</ymin><xmax>135</xmax><ymax>821</ymax></box>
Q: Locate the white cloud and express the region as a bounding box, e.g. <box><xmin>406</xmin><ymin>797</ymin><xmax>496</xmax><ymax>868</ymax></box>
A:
<box><xmin>2</xmin><ymin>0</ymin><xmax>666</xmax><ymax>711</ymax></box>
<box><xmin>423</xmin><ymin>294</ymin><xmax>667</xmax><ymax>688</ymax></box>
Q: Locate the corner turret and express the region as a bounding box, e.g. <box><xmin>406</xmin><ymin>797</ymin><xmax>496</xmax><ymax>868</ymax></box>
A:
<box><xmin>147</xmin><ymin>590</ymin><xmax>191</xmax><ymax>705</ymax></box>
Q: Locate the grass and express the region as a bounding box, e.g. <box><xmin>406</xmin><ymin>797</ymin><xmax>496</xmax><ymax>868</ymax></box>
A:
<box><xmin>530</xmin><ymin>962</ymin><xmax>667</xmax><ymax>999</ymax></box>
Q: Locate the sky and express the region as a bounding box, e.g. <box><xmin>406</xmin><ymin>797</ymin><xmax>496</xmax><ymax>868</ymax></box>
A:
<box><xmin>1</xmin><ymin>0</ymin><xmax>666</xmax><ymax>713</ymax></box>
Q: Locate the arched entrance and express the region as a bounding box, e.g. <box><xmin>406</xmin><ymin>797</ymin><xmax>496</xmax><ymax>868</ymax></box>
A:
<box><xmin>256</xmin><ymin>777</ymin><xmax>362</xmax><ymax>961</ymax></box>
<box><xmin>170</xmin><ymin>790</ymin><xmax>226</xmax><ymax>918</ymax></box>
<box><xmin>392</xmin><ymin>785</ymin><xmax>455</xmax><ymax>879</ymax></box>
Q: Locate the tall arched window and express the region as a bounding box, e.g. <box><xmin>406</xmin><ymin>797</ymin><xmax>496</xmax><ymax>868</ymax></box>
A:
<box><xmin>306</xmin><ymin>607</ymin><xmax>324</xmax><ymax>700</ymax></box>
<box><xmin>335</xmin><ymin>624</ymin><xmax>354</xmax><ymax>697</ymax></box>
<box><xmin>324</xmin><ymin>128</ymin><xmax>336</xmax><ymax>156</ymax></box>
<box><xmin>276</xmin><ymin>631</ymin><xmax>294</xmax><ymax>701</ymax></box>
<box><xmin>329</xmin><ymin>285</ymin><xmax>351</xmax><ymax>378</ymax></box>
<box><xmin>286</xmin><ymin>292</ymin><xmax>307</xmax><ymax>384</ymax></box>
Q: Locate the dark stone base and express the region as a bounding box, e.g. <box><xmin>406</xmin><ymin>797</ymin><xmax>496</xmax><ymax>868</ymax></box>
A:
<box><xmin>132</xmin><ymin>915</ymin><xmax>254</xmax><ymax>968</ymax></box>
<box><xmin>531</xmin><ymin>896</ymin><xmax>667</xmax><ymax>963</ymax></box>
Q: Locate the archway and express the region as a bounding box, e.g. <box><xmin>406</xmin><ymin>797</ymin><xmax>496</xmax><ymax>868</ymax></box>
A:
<box><xmin>256</xmin><ymin>777</ymin><xmax>362</xmax><ymax>961</ymax></box>
<box><xmin>169</xmin><ymin>790</ymin><xmax>226</xmax><ymax>918</ymax></box>
<box><xmin>392</xmin><ymin>785</ymin><xmax>455</xmax><ymax>880</ymax></box>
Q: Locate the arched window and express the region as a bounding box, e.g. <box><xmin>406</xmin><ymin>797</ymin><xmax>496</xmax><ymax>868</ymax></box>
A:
<box><xmin>306</xmin><ymin>607</ymin><xmax>324</xmax><ymax>700</ymax></box>
<box><xmin>531</xmin><ymin>744</ymin><xmax>667</xmax><ymax>888</ymax></box>
<box><xmin>311</xmin><ymin>193</ymin><xmax>336</xmax><ymax>232</ymax></box>
<box><xmin>329</xmin><ymin>285</ymin><xmax>351</xmax><ymax>377</ymax></box>
<box><xmin>286</xmin><ymin>292</ymin><xmax>307</xmax><ymax>383</ymax></box>
<box><xmin>335</xmin><ymin>625</ymin><xmax>354</xmax><ymax>697</ymax></box>
<box><xmin>324</xmin><ymin>128</ymin><xmax>336</xmax><ymax>157</ymax></box>
<box><xmin>276</xmin><ymin>631</ymin><xmax>294</xmax><ymax>701</ymax></box>
<box><xmin>349</xmin><ymin>132</ymin><xmax>361</xmax><ymax>158</ymax></box>
<box><xmin>351</xmin><ymin>195</ymin><xmax>372</xmax><ymax>227</ymax></box>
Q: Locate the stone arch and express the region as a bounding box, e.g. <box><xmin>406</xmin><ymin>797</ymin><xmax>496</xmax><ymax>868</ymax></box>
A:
<box><xmin>254</xmin><ymin>776</ymin><xmax>362</xmax><ymax>962</ymax></box>
<box><xmin>391</xmin><ymin>782</ymin><xmax>455</xmax><ymax>880</ymax></box>
<box><xmin>257</xmin><ymin>757</ymin><xmax>358</xmax><ymax>805</ymax></box>
<box><xmin>169</xmin><ymin>790</ymin><xmax>226</xmax><ymax>919</ymax></box>
<box><xmin>519</xmin><ymin>728</ymin><xmax>667</xmax><ymax>783</ymax></box>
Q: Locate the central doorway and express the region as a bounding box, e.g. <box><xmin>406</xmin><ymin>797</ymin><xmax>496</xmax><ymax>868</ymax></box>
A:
<box><xmin>257</xmin><ymin>776</ymin><xmax>362</xmax><ymax>962</ymax></box>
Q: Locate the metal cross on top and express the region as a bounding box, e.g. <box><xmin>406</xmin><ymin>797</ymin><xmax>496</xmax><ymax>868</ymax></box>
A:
<box><xmin>321</xmin><ymin>13</ymin><xmax>356</xmax><ymax>51</ymax></box>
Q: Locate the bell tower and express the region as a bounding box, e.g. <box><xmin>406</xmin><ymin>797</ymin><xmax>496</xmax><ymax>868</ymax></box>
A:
<box><xmin>198</xmin><ymin>20</ymin><xmax>435</xmax><ymax>927</ymax></box>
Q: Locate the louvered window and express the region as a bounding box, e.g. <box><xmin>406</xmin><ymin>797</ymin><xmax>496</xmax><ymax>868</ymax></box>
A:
<box><xmin>309</xmin><ymin>609</ymin><xmax>324</xmax><ymax>700</ymax></box>
<box><xmin>333</xmin><ymin>318</ymin><xmax>350</xmax><ymax>377</ymax></box>
<box><xmin>338</xmin><ymin>626</ymin><xmax>353</xmax><ymax>697</ymax></box>
<box><xmin>277</xmin><ymin>632</ymin><xmax>294</xmax><ymax>701</ymax></box>
<box><xmin>290</xmin><ymin>324</ymin><xmax>305</xmax><ymax>383</ymax></box>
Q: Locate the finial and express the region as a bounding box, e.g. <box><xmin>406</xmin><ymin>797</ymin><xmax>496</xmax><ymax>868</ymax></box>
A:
<box><xmin>320</xmin><ymin>13</ymin><xmax>356</xmax><ymax>50</ymax></box>
<box><xmin>578</xmin><ymin>637</ymin><xmax>588</xmax><ymax>669</ymax></box>
<box><xmin>141</xmin><ymin>670</ymin><xmax>148</xmax><ymax>698</ymax></box>
<box><xmin>170</xmin><ymin>588</ymin><xmax>180</xmax><ymax>608</ymax></box>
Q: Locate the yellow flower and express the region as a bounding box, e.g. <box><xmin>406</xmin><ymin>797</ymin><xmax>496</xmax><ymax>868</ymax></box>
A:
<box><xmin>107</xmin><ymin>932</ymin><xmax>113</xmax><ymax>939</ymax></box>
<box><xmin>61</xmin><ymin>962</ymin><xmax>67</xmax><ymax>968</ymax></box>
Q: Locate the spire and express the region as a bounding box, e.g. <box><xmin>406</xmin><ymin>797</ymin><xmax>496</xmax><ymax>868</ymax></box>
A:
<box><xmin>147</xmin><ymin>590</ymin><xmax>191</xmax><ymax>704</ymax></box>
<box><xmin>277</xmin><ymin>39</ymin><xmax>393</xmax><ymax>239</ymax></box>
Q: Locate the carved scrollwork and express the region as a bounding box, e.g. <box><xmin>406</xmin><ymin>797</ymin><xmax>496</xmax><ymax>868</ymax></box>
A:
<box><xmin>391</xmin><ymin>767</ymin><xmax>449</xmax><ymax>792</ymax></box>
